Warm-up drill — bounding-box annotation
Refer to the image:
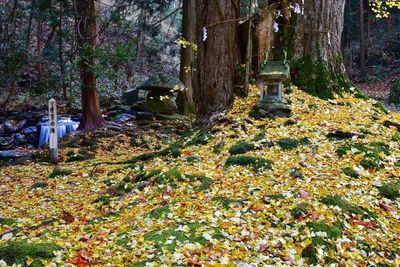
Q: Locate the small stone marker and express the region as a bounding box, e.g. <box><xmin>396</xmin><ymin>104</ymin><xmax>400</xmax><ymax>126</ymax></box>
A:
<box><xmin>49</xmin><ymin>98</ymin><xmax>58</xmax><ymax>163</ymax></box>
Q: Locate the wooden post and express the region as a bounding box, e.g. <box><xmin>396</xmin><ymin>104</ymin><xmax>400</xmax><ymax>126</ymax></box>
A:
<box><xmin>49</xmin><ymin>98</ymin><xmax>58</xmax><ymax>164</ymax></box>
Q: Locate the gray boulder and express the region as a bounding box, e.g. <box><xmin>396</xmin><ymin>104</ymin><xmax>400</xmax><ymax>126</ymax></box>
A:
<box><xmin>0</xmin><ymin>136</ymin><xmax>14</xmax><ymax>150</ymax></box>
<box><xmin>147</xmin><ymin>91</ymin><xmax>178</xmax><ymax>115</ymax></box>
<box><xmin>121</xmin><ymin>88</ymin><xmax>148</xmax><ymax>106</ymax></box>
<box><xmin>137</xmin><ymin>72</ymin><xmax>184</xmax><ymax>93</ymax></box>
<box><xmin>0</xmin><ymin>150</ymin><xmax>30</xmax><ymax>159</ymax></box>
<box><xmin>3</xmin><ymin>119</ymin><xmax>27</xmax><ymax>133</ymax></box>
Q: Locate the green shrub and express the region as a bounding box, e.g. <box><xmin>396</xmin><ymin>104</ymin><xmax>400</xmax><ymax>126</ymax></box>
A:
<box><xmin>228</xmin><ymin>141</ymin><xmax>255</xmax><ymax>155</ymax></box>
<box><xmin>225</xmin><ymin>156</ymin><xmax>273</xmax><ymax>171</ymax></box>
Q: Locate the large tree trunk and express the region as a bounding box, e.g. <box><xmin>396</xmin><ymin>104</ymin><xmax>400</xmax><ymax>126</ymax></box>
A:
<box><xmin>288</xmin><ymin>0</ymin><xmax>347</xmax><ymax>99</ymax></box>
<box><xmin>194</xmin><ymin>0</ymin><xmax>240</xmax><ymax>126</ymax></box>
<box><xmin>359</xmin><ymin>0</ymin><xmax>366</xmax><ymax>76</ymax></box>
<box><xmin>177</xmin><ymin>0</ymin><xmax>196</xmax><ymax>115</ymax></box>
<box><xmin>76</xmin><ymin>0</ymin><xmax>106</xmax><ymax>130</ymax></box>
<box><xmin>255</xmin><ymin>3</ymin><xmax>276</xmax><ymax>70</ymax></box>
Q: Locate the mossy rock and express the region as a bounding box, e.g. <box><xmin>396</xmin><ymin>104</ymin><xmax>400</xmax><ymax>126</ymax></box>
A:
<box><xmin>92</xmin><ymin>195</ymin><xmax>111</xmax><ymax>206</ymax></box>
<box><xmin>212</xmin><ymin>141</ymin><xmax>225</xmax><ymax>154</ymax></box>
<box><xmin>378</xmin><ymin>181</ymin><xmax>400</xmax><ymax>200</ymax></box>
<box><xmin>277</xmin><ymin>138</ymin><xmax>299</xmax><ymax>150</ymax></box>
<box><xmin>66</xmin><ymin>150</ymin><xmax>95</xmax><ymax>162</ymax></box>
<box><xmin>143</xmin><ymin>222</ymin><xmax>221</xmax><ymax>252</ymax></box>
<box><xmin>135</xmin><ymin>169</ymin><xmax>162</xmax><ymax>182</ymax></box>
<box><xmin>185</xmin><ymin>134</ymin><xmax>213</xmax><ymax>146</ymax></box>
<box><xmin>148</xmin><ymin>204</ymin><xmax>171</xmax><ymax>219</ymax></box>
<box><xmin>320</xmin><ymin>195</ymin><xmax>376</xmax><ymax>218</ymax></box>
<box><xmin>228</xmin><ymin>141</ymin><xmax>255</xmax><ymax>155</ymax></box>
<box><xmin>327</xmin><ymin>131</ymin><xmax>358</xmax><ymax>140</ymax></box>
<box><xmin>291</xmin><ymin>203</ymin><xmax>309</xmax><ymax>219</ymax></box>
<box><xmin>342</xmin><ymin>167</ymin><xmax>359</xmax><ymax>178</ymax></box>
<box><xmin>0</xmin><ymin>241</ymin><xmax>61</xmax><ymax>266</ymax></box>
<box><xmin>30</xmin><ymin>182</ymin><xmax>48</xmax><ymax>190</ymax></box>
<box><xmin>251</xmin><ymin>100</ymin><xmax>292</xmax><ymax>119</ymax></box>
<box><xmin>308</xmin><ymin>221</ymin><xmax>343</xmax><ymax>239</ymax></box>
<box><xmin>225</xmin><ymin>155</ymin><xmax>273</xmax><ymax>171</ymax></box>
<box><xmin>49</xmin><ymin>169</ymin><xmax>72</xmax><ymax>178</ymax></box>
<box><xmin>154</xmin><ymin>169</ymin><xmax>184</xmax><ymax>185</ymax></box>
<box><xmin>160</xmin><ymin>146</ymin><xmax>182</xmax><ymax>158</ymax></box>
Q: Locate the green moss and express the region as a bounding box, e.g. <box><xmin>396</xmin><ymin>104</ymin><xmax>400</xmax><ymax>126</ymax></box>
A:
<box><xmin>291</xmin><ymin>55</ymin><xmax>334</xmax><ymax>100</ymax></box>
<box><xmin>186</xmin><ymin>156</ymin><xmax>200</xmax><ymax>163</ymax></box>
<box><xmin>185</xmin><ymin>134</ymin><xmax>213</xmax><ymax>146</ymax></box>
<box><xmin>30</xmin><ymin>182</ymin><xmax>48</xmax><ymax>190</ymax></box>
<box><xmin>213</xmin><ymin>196</ymin><xmax>241</xmax><ymax>209</ymax></box>
<box><xmin>0</xmin><ymin>218</ymin><xmax>15</xmax><ymax>226</ymax></box>
<box><xmin>277</xmin><ymin>138</ymin><xmax>299</xmax><ymax>150</ymax></box>
<box><xmin>136</xmin><ymin>169</ymin><xmax>162</xmax><ymax>182</ymax></box>
<box><xmin>225</xmin><ymin>156</ymin><xmax>273</xmax><ymax>171</ymax></box>
<box><xmin>154</xmin><ymin>168</ymin><xmax>184</xmax><ymax>185</ymax></box>
<box><xmin>0</xmin><ymin>241</ymin><xmax>61</xmax><ymax>266</ymax></box>
<box><xmin>378</xmin><ymin>181</ymin><xmax>400</xmax><ymax>200</ymax></box>
<box><xmin>343</xmin><ymin>167</ymin><xmax>359</xmax><ymax>178</ymax></box>
<box><xmin>92</xmin><ymin>195</ymin><xmax>111</xmax><ymax>205</ymax></box>
<box><xmin>160</xmin><ymin>146</ymin><xmax>182</xmax><ymax>158</ymax></box>
<box><xmin>66</xmin><ymin>150</ymin><xmax>94</xmax><ymax>162</ymax></box>
<box><xmin>148</xmin><ymin>204</ymin><xmax>170</xmax><ymax>219</ymax></box>
<box><xmin>228</xmin><ymin>141</ymin><xmax>255</xmax><ymax>155</ymax></box>
<box><xmin>373</xmin><ymin>102</ymin><xmax>389</xmax><ymax>114</ymax></box>
<box><xmin>301</xmin><ymin>245</ymin><xmax>318</xmax><ymax>265</ymax></box>
<box><xmin>392</xmin><ymin>132</ymin><xmax>400</xmax><ymax>141</ymax></box>
<box><xmin>336</xmin><ymin>142</ymin><xmax>389</xmax><ymax>170</ymax></box>
<box><xmin>212</xmin><ymin>141</ymin><xmax>225</xmax><ymax>154</ymax></box>
<box><xmin>354</xmin><ymin>89</ymin><xmax>369</xmax><ymax>100</ymax></box>
<box><xmin>291</xmin><ymin>203</ymin><xmax>309</xmax><ymax>219</ymax></box>
<box><xmin>253</xmin><ymin>132</ymin><xmax>266</xmax><ymax>142</ymax></box>
<box><xmin>144</xmin><ymin>222</ymin><xmax>220</xmax><ymax>252</ymax></box>
<box><xmin>320</xmin><ymin>195</ymin><xmax>371</xmax><ymax>217</ymax></box>
<box><xmin>187</xmin><ymin>175</ymin><xmax>212</xmax><ymax>192</ymax></box>
<box><xmin>49</xmin><ymin>169</ymin><xmax>72</xmax><ymax>178</ymax></box>
<box><xmin>308</xmin><ymin>221</ymin><xmax>343</xmax><ymax>239</ymax></box>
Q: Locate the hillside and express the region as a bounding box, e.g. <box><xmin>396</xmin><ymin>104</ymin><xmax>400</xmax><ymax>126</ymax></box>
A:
<box><xmin>1</xmin><ymin>87</ymin><xmax>400</xmax><ymax>266</ymax></box>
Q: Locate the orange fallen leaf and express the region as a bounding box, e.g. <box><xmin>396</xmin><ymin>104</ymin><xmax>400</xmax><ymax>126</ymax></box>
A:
<box><xmin>67</xmin><ymin>253</ymin><xmax>90</xmax><ymax>267</ymax></box>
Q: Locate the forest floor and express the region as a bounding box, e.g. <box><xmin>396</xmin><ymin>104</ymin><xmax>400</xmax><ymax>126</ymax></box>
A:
<box><xmin>1</xmin><ymin>86</ymin><xmax>400</xmax><ymax>266</ymax></box>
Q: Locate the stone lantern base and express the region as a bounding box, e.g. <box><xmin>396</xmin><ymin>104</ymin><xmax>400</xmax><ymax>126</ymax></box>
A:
<box><xmin>251</xmin><ymin>98</ymin><xmax>291</xmax><ymax>119</ymax></box>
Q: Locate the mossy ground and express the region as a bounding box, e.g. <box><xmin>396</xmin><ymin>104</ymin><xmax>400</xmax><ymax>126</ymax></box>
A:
<box><xmin>0</xmin><ymin>241</ymin><xmax>60</xmax><ymax>266</ymax></box>
<box><xmin>1</xmin><ymin>86</ymin><xmax>400</xmax><ymax>266</ymax></box>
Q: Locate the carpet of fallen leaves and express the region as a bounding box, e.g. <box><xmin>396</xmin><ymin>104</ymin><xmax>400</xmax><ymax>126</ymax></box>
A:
<box><xmin>1</xmin><ymin>86</ymin><xmax>400</xmax><ymax>266</ymax></box>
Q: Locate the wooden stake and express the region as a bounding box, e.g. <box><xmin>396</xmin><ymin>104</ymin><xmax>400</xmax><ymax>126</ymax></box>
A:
<box><xmin>49</xmin><ymin>98</ymin><xmax>58</xmax><ymax>164</ymax></box>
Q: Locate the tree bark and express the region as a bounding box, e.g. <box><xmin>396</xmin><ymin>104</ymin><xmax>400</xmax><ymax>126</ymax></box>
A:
<box><xmin>348</xmin><ymin>0</ymin><xmax>353</xmax><ymax>77</ymax></box>
<box><xmin>136</xmin><ymin>10</ymin><xmax>147</xmax><ymax>69</ymax></box>
<box><xmin>286</xmin><ymin>0</ymin><xmax>347</xmax><ymax>98</ymax></box>
<box><xmin>178</xmin><ymin>0</ymin><xmax>196</xmax><ymax>115</ymax></box>
<box><xmin>194</xmin><ymin>0</ymin><xmax>240</xmax><ymax>126</ymax></box>
<box><xmin>255</xmin><ymin>3</ymin><xmax>276</xmax><ymax>70</ymax></box>
<box><xmin>244</xmin><ymin>0</ymin><xmax>253</xmax><ymax>96</ymax></box>
<box><xmin>293</xmin><ymin>0</ymin><xmax>346</xmax><ymax>70</ymax></box>
<box><xmin>360</xmin><ymin>0</ymin><xmax>366</xmax><ymax>76</ymax></box>
<box><xmin>76</xmin><ymin>0</ymin><xmax>106</xmax><ymax>130</ymax></box>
